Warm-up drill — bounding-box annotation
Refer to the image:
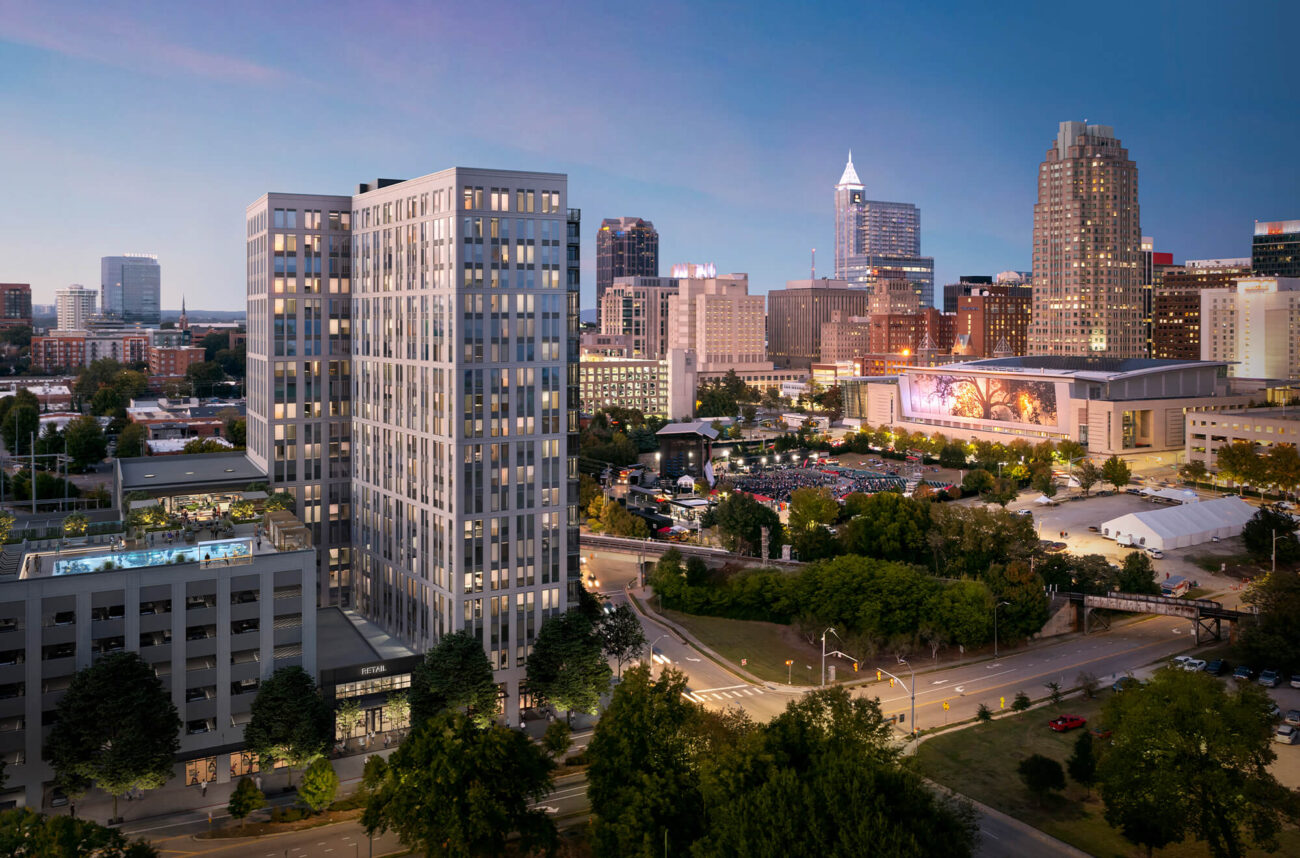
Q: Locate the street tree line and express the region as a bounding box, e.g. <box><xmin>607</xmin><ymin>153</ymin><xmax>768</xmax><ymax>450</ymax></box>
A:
<box><xmin>1182</xmin><ymin>440</ymin><xmax>1300</xmax><ymax>498</ymax></box>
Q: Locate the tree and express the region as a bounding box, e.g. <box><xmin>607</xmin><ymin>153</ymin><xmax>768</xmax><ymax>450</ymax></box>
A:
<box><xmin>1180</xmin><ymin>459</ymin><xmax>1209</xmax><ymax>485</ymax></box>
<box><xmin>1045</xmin><ymin>680</ymin><xmax>1063</xmax><ymax>707</ymax></box>
<box><xmin>1017</xmin><ymin>754</ymin><xmax>1065</xmax><ymax>804</ymax></box>
<box><xmin>579</xmin><ymin>473</ymin><xmax>603</xmax><ymax>510</ymax></box>
<box><xmin>599</xmin><ymin>603</ymin><xmax>647</xmax><ymax>678</ymax></box>
<box><xmin>0</xmin><ymin>808</ymin><xmax>159</xmax><ymax>857</ymax></box>
<box><xmin>981</xmin><ymin>476</ymin><xmax>1019</xmax><ymax>507</ymax></box>
<box><xmin>1012</xmin><ymin>690</ymin><xmax>1031</xmax><ymax>711</ymax></box>
<box><xmin>1076</xmin><ymin>671</ymin><xmax>1100</xmax><ymax>699</ymax></box>
<box><xmin>1238</xmin><ymin>569</ymin><xmax>1300</xmax><ymax>676</ymax></box>
<box><xmin>0</xmin><ymin>510</ymin><xmax>12</xmax><ymax>543</ymax></box>
<box><xmin>298</xmin><ymin>758</ymin><xmax>339</xmax><ymax>814</ymax></box>
<box><xmin>1075</xmin><ymin>460</ymin><xmax>1102</xmax><ymax>496</ymax></box>
<box><xmin>596</xmin><ymin>499</ymin><xmax>650</xmax><ymax>538</ymax></box>
<box><xmin>787</xmin><ymin>486</ymin><xmax>839</xmax><ymax>532</ymax></box>
<box><xmin>73</xmin><ymin>358</ymin><xmax>124</xmax><ymax>399</ymax></box>
<box><xmin>1264</xmin><ymin>443</ymin><xmax>1300</xmax><ymax>496</ymax></box>
<box><xmin>961</xmin><ymin>468</ymin><xmax>993</xmax><ymax>494</ymax></box>
<box><xmin>183</xmin><ymin>438</ymin><xmax>230</xmax><ymax>454</ymax></box>
<box><xmin>2</xmin><ymin>402</ymin><xmax>39</xmax><ymax>455</ymax></box>
<box><xmin>61</xmin><ymin>512</ymin><xmax>88</xmax><ymax>537</ymax></box>
<box><xmin>384</xmin><ymin>691</ymin><xmax>410</xmax><ymax>733</ymax></box>
<box><xmin>1066</xmin><ymin>731</ymin><xmax>1097</xmax><ymax>792</ymax></box>
<box><xmin>113</xmin><ymin>370</ymin><xmax>149</xmax><ymax>401</ymax></box>
<box><xmin>526</xmin><ymin>611</ymin><xmax>612</xmax><ymax>721</ymax></box>
<box><xmin>44</xmin><ymin>652</ymin><xmax>180</xmax><ymax>820</ymax></box>
<box><xmin>335</xmin><ymin>698</ymin><xmax>364</xmax><ymax>741</ymax></box>
<box><xmin>363</xmin><ymin>713</ymin><xmax>556</xmax><ymax>857</ymax></box>
<box><xmin>1101</xmin><ymin>455</ymin><xmax>1131</xmax><ymax>492</ymax></box>
<box><xmin>90</xmin><ymin>386</ymin><xmax>125</xmax><ymax>418</ymax></box>
<box><xmin>976</xmin><ymin>703</ymin><xmax>992</xmax><ymax>722</ymax></box>
<box><xmin>409</xmin><ymin>630</ymin><xmax>497</xmax><ymax>728</ymax></box>
<box><xmin>1241</xmin><ymin>505</ymin><xmax>1300</xmax><ymax>564</ymax></box>
<box><xmin>713</xmin><ymin>491</ymin><xmax>783</xmax><ymax>558</ymax></box>
<box><xmin>542</xmin><ymin>720</ymin><xmax>572</xmax><ymax>759</ymax></box>
<box><xmin>588</xmin><ymin>667</ymin><xmax>713</xmax><ymax>857</ymax></box>
<box><xmin>837</xmin><ymin>491</ymin><xmax>931</xmax><ymax>562</ymax></box>
<box><xmin>185</xmin><ymin>361</ymin><xmax>225</xmax><ymax>396</ymax></box>
<box><xmin>938</xmin><ymin>442</ymin><xmax>967</xmax><ymax>469</ymax></box>
<box><xmin>1055</xmin><ymin>439</ymin><xmax>1086</xmax><ymax>464</ymax></box>
<box><xmin>1098</xmin><ymin>668</ymin><xmax>1291</xmax><ymax>858</ymax></box>
<box><xmin>243</xmin><ymin>666</ymin><xmax>332</xmax><ymax>783</ymax></box>
<box><xmin>63</xmin><ymin>415</ymin><xmax>108</xmax><ymax>471</ymax></box>
<box><xmin>1215</xmin><ymin>440</ymin><xmax>1264</xmax><ymax>493</ymax></box>
<box><xmin>1030</xmin><ymin>463</ymin><xmax>1057</xmax><ymax>497</ymax></box>
<box><xmin>227</xmin><ymin>777</ymin><xmax>266</xmax><ymax>828</ymax></box>
<box><xmin>264</xmin><ymin>491</ymin><xmax>295</xmax><ymax>511</ymax></box>
<box><xmin>1118</xmin><ymin>551</ymin><xmax>1159</xmax><ymax>594</ymax></box>
<box><xmin>115</xmin><ymin>422</ymin><xmax>147</xmax><ymax>458</ymax></box>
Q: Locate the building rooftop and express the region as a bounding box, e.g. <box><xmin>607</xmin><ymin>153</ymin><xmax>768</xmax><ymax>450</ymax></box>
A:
<box><xmin>656</xmin><ymin>421</ymin><xmax>720</xmax><ymax>440</ymax></box>
<box><xmin>16</xmin><ymin>529</ymin><xmax>303</xmax><ymax>581</ymax></box>
<box><xmin>1211</xmin><ymin>407</ymin><xmax>1300</xmax><ymax>423</ymax></box>
<box><xmin>117</xmin><ymin>451</ymin><xmax>265</xmax><ymax>495</ymax></box>
<box><xmin>936</xmin><ymin>355</ymin><xmax>1229</xmax><ymax>381</ymax></box>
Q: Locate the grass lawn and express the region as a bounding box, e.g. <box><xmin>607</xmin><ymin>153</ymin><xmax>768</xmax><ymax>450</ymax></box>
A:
<box><xmin>914</xmin><ymin>692</ymin><xmax>1300</xmax><ymax>857</ymax></box>
<box><xmin>659</xmin><ymin>608</ymin><xmax>824</xmax><ymax>686</ymax></box>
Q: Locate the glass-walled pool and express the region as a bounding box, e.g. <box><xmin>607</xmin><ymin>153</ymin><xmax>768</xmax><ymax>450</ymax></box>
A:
<box><xmin>52</xmin><ymin>538</ymin><xmax>254</xmax><ymax>577</ymax></box>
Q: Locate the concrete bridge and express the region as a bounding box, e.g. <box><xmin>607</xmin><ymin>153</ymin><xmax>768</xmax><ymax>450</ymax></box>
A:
<box><xmin>578</xmin><ymin>533</ymin><xmax>802</xmax><ymax>573</ymax></box>
<box><xmin>1057</xmin><ymin>590</ymin><xmax>1251</xmax><ymax>644</ymax></box>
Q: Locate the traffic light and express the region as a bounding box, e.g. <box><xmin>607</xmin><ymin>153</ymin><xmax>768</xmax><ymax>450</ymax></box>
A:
<box><xmin>876</xmin><ymin>669</ymin><xmax>883</xmax><ymax>682</ymax></box>
<box><xmin>853</xmin><ymin>662</ymin><xmax>859</xmax><ymax>672</ymax></box>
<box><xmin>898</xmin><ymin>713</ymin><xmax>905</xmax><ymax>724</ymax></box>
<box><xmin>889</xmin><ymin>678</ymin><xmax>895</xmax><ymax>688</ymax></box>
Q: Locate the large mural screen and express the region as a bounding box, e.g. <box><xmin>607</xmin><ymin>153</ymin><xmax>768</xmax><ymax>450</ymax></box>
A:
<box><xmin>903</xmin><ymin>373</ymin><xmax>1061</xmax><ymax>427</ymax></box>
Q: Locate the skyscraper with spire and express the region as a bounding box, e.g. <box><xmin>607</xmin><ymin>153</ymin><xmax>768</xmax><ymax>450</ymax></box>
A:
<box><xmin>833</xmin><ymin>152</ymin><xmax>934</xmax><ymax>307</ymax></box>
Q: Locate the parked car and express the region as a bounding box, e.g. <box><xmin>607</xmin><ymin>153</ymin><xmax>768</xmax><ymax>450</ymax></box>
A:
<box><xmin>1016</xmin><ymin>509</ymin><xmax>1033</xmax><ymax>517</ymax></box>
<box><xmin>1125</xmin><ymin>487</ymin><xmax>1143</xmax><ymax>495</ymax></box>
<box><xmin>1088</xmin><ymin>525</ymin><xmax>1101</xmax><ymax>532</ymax></box>
<box><xmin>1284</xmin><ymin>710</ymin><xmax>1300</xmax><ymax>727</ymax></box>
<box><xmin>1147</xmin><ymin>548</ymin><xmax>1165</xmax><ymax>559</ymax></box>
<box><xmin>1203</xmin><ymin>659</ymin><xmax>1229</xmax><ymax>676</ymax></box>
<box><xmin>1183</xmin><ymin>658</ymin><xmax>1207</xmax><ymax>672</ymax></box>
<box><xmin>1259</xmin><ymin>669</ymin><xmax>1280</xmax><ymax>688</ymax></box>
<box><xmin>1268</xmin><ymin>702</ymin><xmax>1282</xmax><ymax>721</ymax></box>
<box><xmin>1171</xmin><ymin>655</ymin><xmax>1193</xmax><ymax>669</ymax></box>
<box><xmin>1291</xmin><ymin>673</ymin><xmax>1300</xmax><ymax>689</ymax></box>
<box><xmin>1275</xmin><ymin>724</ymin><xmax>1299</xmax><ymax>745</ymax></box>
<box><xmin>1049</xmin><ymin>715</ymin><xmax>1087</xmax><ymax>732</ymax></box>
<box><xmin>1233</xmin><ymin>665</ymin><xmax>1254</xmax><ymax>682</ymax></box>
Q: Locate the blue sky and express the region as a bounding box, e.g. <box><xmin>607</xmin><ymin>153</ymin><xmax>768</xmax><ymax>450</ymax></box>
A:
<box><xmin>2</xmin><ymin>0</ymin><xmax>1297</xmax><ymax>312</ymax></box>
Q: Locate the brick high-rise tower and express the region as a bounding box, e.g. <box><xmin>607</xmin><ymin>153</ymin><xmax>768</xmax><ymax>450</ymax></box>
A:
<box><xmin>1029</xmin><ymin>122</ymin><xmax>1142</xmax><ymax>357</ymax></box>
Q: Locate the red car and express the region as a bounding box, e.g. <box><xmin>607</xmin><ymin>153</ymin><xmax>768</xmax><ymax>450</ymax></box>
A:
<box><xmin>1049</xmin><ymin>715</ymin><xmax>1087</xmax><ymax>732</ymax></box>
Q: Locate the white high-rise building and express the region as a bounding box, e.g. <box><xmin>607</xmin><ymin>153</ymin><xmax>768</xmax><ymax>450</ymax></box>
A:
<box><xmin>1200</xmin><ymin>277</ymin><xmax>1300</xmax><ymax>380</ymax></box>
<box><xmin>246</xmin><ymin>169</ymin><xmax>579</xmax><ymax>721</ymax></box>
<box><xmin>55</xmin><ymin>283</ymin><xmax>96</xmax><ymax>330</ymax></box>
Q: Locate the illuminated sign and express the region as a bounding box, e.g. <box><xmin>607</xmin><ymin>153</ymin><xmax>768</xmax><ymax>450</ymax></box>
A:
<box><xmin>669</xmin><ymin>263</ymin><xmax>717</xmax><ymax>279</ymax></box>
<box><xmin>901</xmin><ymin>372</ymin><xmax>1064</xmax><ymax>429</ymax></box>
<box><xmin>360</xmin><ymin>665</ymin><xmax>387</xmax><ymax>676</ymax></box>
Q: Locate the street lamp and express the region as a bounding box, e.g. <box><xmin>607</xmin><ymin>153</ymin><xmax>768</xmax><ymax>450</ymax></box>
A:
<box><xmin>993</xmin><ymin>600</ymin><xmax>1010</xmax><ymax>658</ymax></box>
<box><xmin>820</xmin><ymin>627</ymin><xmax>839</xmax><ymax>686</ymax></box>
<box><xmin>898</xmin><ymin>656</ymin><xmax>915</xmax><ymax>738</ymax></box>
<box><xmin>647</xmin><ymin>634</ymin><xmax>668</xmax><ymax>670</ymax></box>
<box><xmin>1272</xmin><ymin>530</ymin><xmax>1287</xmax><ymax>575</ymax></box>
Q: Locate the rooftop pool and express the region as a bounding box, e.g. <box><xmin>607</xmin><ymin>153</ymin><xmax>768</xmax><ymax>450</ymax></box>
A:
<box><xmin>51</xmin><ymin>538</ymin><xmax>254</xmax><ymax>577</ymax></box>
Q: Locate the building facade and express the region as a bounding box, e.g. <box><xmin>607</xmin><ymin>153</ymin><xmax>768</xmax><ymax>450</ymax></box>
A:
<box><xmin>666</xmin><ymin>272</ymin><xmax>770</xmax><ymax>373</ymax></box>
<box><xmin>598</xmin><ymin>275</ymin><xmax>677</xmax><ymax>359</ymax></box>
<box><xmin>766</xmin><ymin>278</ymin><xmax>869</xmax><ymax>369</ymax></box>
<box><xmin>1185</xmin><ymin>408</ymin><xmax>1300</xmax><ymax>472</ymax></box>
<box><xmin>244</xmin><ymin>193</ymin><xmax>354</xmax><ymax>607</ymax></box>
<box><xmin>101</xmin><ymin>255</ymin><xmax>162</xmax><ymax>324</ymax></box>
<box><xmin>1029</xmin><ymin>122</ymin><xmax>1143</xmax><ymax>357</ymax></box>
<box><xmin>30</xmin><ymin>329</ymin><xmax>151</xmax><ymax>370</ymax></box>
<box><xmin>55</xmin><ymin>284</ymin><xmax>96</xmax><ymax>331</ymax></box>
<box><xmin>0</xmin><ymin>284</ymin><xmax>32</xmax><ymax>327</ymax></box>
<box><xmin>579</xmin><ymin>348</ymin><xmax>697</xmax><ymax>420</ymax></box>
<box><xmin>1252</xmin><ymin>219</ymin><xmax>1300</xmax><ymax>277</ymax></box>
<box><xmin>1200</xmin><ymin>277</ymin><xmax>1300</xmax><ymax>380</ymax></box>
<box><xmin>833</xmin><ymin>153</ymin><xmax>934</xmax><ymax>306</ymax></box>
<box><xmin>595</xmin><ymin>217</ymin><xmax>658</xmax><ymax>316</ymax></box>
<box><xmin>941</xmin><ymin>276</ymin><xmax>992</xmax><ymax>314</ymax></box>
<box><xmin>955</xmin><ymin>284</ymin><xmax>1032</xmax><ymax>358</ymax></box>
<box><xmin>149</xmin><ymin>345</ymin><xmax>207</xmax><ymax>379</ymax></box>
<box><xmin>1151</xmin><ymin>258</ymin><xmax>1250</xmax><ymax>361</ymax></box>
<box><xmin>0</xmin><ymin>537</ymin><xmax>316</xmax><ymax>809</ymax></box>
<box><xmin>819</xmin><ymin>310</ymin><xmax>873</xmax><ymax>363</ymax></box>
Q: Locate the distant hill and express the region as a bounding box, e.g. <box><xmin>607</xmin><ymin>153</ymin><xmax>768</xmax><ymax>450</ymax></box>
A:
<box><xmin>580</xmin><ymin>308</ymin><xmax>597</xmax><ymax>325</ymax></box>
<box><xmin>163</xmin><ymin>310</ymin><xmax>246</xmax><ymax>322</ymax></box>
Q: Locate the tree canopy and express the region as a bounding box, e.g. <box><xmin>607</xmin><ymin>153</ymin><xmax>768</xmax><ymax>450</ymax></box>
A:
<box><xmin>409</xmin><ymin>630</ymin><xmax>498</xmax><ymax>728</ymax></box>
<box><xmin>599</xmin><ymin>603</ymin><xmax>647</xmax><ymax>678</ymax></box>
<box><xmin>1100</xmin><ymin>455</ymin><xmax>1131</xmax><ymax>491</ymax></box>
<box><xmin>714</xmin><ymin>491</ymin><xmax>783</xmax><ymax>558</ymax></box>
<box><xmin>243</xmin><ymin>666</ymin><xmax>332</xmax><ymax>775</ymax></box>
<box><xmin>0</xmin><ymin>808</ymin><xmax>158</xmax><ymax>857</ymax></box>
<box><xmin>1241</xmin><ymin>505</ymin><xmax>1300</xmax><ymax>564</ymax></box>
<box><xmin>526</xmin><ymin>610</ymin><xmax>612</xmax><ymax>718</ymax></box>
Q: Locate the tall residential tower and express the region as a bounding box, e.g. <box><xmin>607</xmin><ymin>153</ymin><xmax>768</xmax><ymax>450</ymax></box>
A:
<box><xmin>1028</xmin><ymin>122</ymin><xmax>1142</xmax><ymax>357</ymax></box>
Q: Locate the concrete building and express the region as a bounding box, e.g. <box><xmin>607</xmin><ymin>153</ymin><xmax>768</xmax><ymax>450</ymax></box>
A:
<box><xmin>866</xmin><ymin>275</ymin><xmax>922</xmax><ymax>315</ymax></box>
<box><xmin>31</xmin><ymin>328</ymin><xmax>149</xmax><ymax>371</ymax></box>
<box><xmin>1185</xmin><ymin>408</ymin><xmax>1300</xmax><ymax>472</ymax></box>
<box><xmin>1152</xmin><ymin>258</ymin><xmax>1250</xmax><ymax>361</ymax></box>
<box><xmin>842</xmin><ymin>356</ymin><xmax>1256</xmax><ymax>456</ymax></box>
<box><xmin>149</xmin><ymin>345</ymin><xmax>207</xmax><ymax>379</ymax></box>
<box><xmin>954</xmin><ymin>284</ymin><xmax>1031</xmax><ymax>358</ymax></box>
<box><xmin>1029</xmin><ymin>122</ymin><xmax>1143</xmax><ymax>357</ymax></box>
<box><xmin>820</xmin><ymin>310</ymin><xmax>874</xmax><ymax>363</ymax></box>
<box><xmin>834</xmin><ymin>153</ymin><xmax>934</xmax><ymax>306</ymax></box>
<box><xmin>0</xmin><ymin>284</ymin><xmax>32</xmax><ymax>327</ymax></box>
<box><xmin>598</xmin><ymin>275</ymin><xmax>677</xmax><ymax>359</ymax></box>
<box><xmin>55</xmin><ymin>284</ymin><xmax>96</xmax><ymax>331</ymax></box>
<box><xmin>1252</xmin><ymin>219</ymin><xmax>1300</xmax><ymax>277</ymax></box>
<box><xmin>244</xmin><ymin>192</ymin><xmax>354</xmax><ymax>607</ymax></box>
<box><xmin>1200</xmin><ymin>277</ymin><xmax>1300</xmax><ymax>380</ymax></box>
<box><xmin>579</xmin><ymin>348</ymin><xmax>697</xmax><ymax>420</ymax></box>
<box><xmin>766</xmin><ymin>278</ymin><xmax>868</xmax><ymax>369</ymax></box>
<box><xmin>941</xmin><ymin>276</ymin><xmax>992</xmax><ymax>314</ymax></box>
<box><xmin>1140</xmin><ymin>238</ymin><xmax>1177</xmax><ymax>356</ymax></box>
<box><xmin>595</xmin><ymin>217</ymin><xmax>658</xmax><ymax>316</ymax></box>
<box><xmin>0</xmin><ymin>524</ymin><xmax>317</xmax><ymax>809</ymax></box>
<box><xmin>666</xmin><ymin>271</ymin><xmax>770</xmax><ymax>374</ymax></box>
<box><xmin>101</xmin><ymin>255</ymin><xmax>161</xmax><ymax>324</ymax></box>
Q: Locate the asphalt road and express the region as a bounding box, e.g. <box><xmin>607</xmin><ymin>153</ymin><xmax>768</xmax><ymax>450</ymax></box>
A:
<box><xmin>132</xmin><ymin>815</ymin><xmax>405</xmax><ymax>858</ymax></box>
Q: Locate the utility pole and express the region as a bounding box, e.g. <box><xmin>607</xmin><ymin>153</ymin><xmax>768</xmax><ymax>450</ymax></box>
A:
<box><xmin>30</xmin><ymin>430</ymin><xmax>35</xmax><ymax>515</ymax></box>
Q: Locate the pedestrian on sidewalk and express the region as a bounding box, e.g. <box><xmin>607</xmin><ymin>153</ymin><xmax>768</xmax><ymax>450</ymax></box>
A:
<box><xmin>201</xmin><ymin>780</ymin><xmax>207</xmax><ymax>797</ymax></box>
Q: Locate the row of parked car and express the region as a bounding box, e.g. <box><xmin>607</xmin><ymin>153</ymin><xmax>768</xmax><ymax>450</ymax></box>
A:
<box><xmin>1170</xmin><ymin>656</ymin><xmax>1300</xmax><ymax>744</ymax></box>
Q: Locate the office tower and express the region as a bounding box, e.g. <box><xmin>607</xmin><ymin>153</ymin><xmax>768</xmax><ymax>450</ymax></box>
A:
<box><xmin>244</xmin><ymin>194</ymin><xmax>355</xmax><ymax>607</ymax></box>
<box><xmin>101</xmin><ymin>254</ymin><xmax>162</xmax><ymax>323</ymax></box>
<box><xmin>834</xmin><ymin>152</ymin><xmax>935</xmax><ymax>306</ymax></box>
<box><xmin>1139</xmin><ymin>237</ymin><xmax>1176</xmax><ymax>356</ymax></box>
<box><xmin>866</xmin><ymin>275</ymin><xmax>922</xmax><ymax>315</ymax></box>
<box><xmin>1200</xmin><ymin>276</ymin><xmax>1300</xmax><ymax>380</ymax></box>
<box><xmin>941</xmin><ymin>276</ymin><xmax>992</xmax><ymax>314</ymax></box>
<box><xmin>955</xmin><ymin>283</ymin><xmax>1032</xmax><ymax>358</ymax></box>
<box><xmin>350</xmin><ymin>169</ymin><xmax>575</xmax><ymax>723</ymax></box>
<box><xmin>766</xmin><ymin>278</ymin><xmax>869</xmax><ymax>369</ymax></box>
<box><xmin>599</xmin><ymin>276</ymin><xmax>678</xmax><ymax>359</ymax></box>
<box><xmin>1028</xmin><ymin>122</ymin><xmax>1142</xmax><ymax>357</ymax></box>
<box><xmin>819</xmin><ymin>310</ymin><xmax>873</xmax><ymax>363</ymax></box>
<box><xmin>0</xmin><ymin>283</ymin><xmax>32</xmax><ymax>326</ymax></box>
<box><xmin>1252</xmin><ymin>220</ymin><xmax>1300</xmax><ymax>277</ymax></box>
<box><xmin>1152</xmin><ymin>258</ymin><xmax>1250</xmax><ymax>360</ymax></box>
<box><xmin>666</xmin><ymin>270</ymin><xmax>770</xmax><ymax>373</ymax></box>
<box><xmin>595</xmin><ymin>217</ymin><xmax>658</xmax><ymax>316</ymax></box>
<box><xmin>55</xmin><ymin>283</ymin><xmax>96</xmax><ymax>330</ymax></box>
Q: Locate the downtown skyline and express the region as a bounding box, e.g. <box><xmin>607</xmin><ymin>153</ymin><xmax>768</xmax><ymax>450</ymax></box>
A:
<box><xmin>2</xmin><ymin>0</ymin><xmax>1298</xmax><ymax>311</ymax></box>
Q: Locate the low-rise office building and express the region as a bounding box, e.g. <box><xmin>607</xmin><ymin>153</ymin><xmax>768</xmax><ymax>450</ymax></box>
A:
<box><xmin>1184</xmin><ymin>407</ymin><xmax>1300</xmax><ymax>472</ymax></box>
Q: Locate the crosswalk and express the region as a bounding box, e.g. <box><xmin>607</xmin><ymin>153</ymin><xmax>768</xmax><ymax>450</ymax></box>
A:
<box><xmin>681</xmin><ymin>683</ymin><xmax>766</xmax><ymax>703</ymax></box>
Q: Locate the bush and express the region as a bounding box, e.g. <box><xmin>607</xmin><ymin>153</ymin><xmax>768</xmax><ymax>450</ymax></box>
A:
<box><xmin>1012</xmin><ymin>691</ymin><xmax>1031</xmax><ymax>712</ymax></box>
<box><xmin>270</xmin><ymin>805</ymin><xmax>309</xmax><ymax>823</ymax></box>
<box><xmin>976</xmin><ymin>703</ymin><xmax>992</xmax><ymax>722</ymax></box>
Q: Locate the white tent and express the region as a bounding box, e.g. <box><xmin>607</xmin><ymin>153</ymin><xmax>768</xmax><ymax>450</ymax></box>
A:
<box><xmin>1139</xmin><ymin>486</ymin><xmax>1200</xmax><ymax>504</ymax></box>
<box><xmin>1100</xmin><ymin>496</ymin><xmax>1257</xmax><ymax>551</ymax></box>
<box><xmin>1033</xmin><ymin>494</ymin><xmax>1055</xmax><ymax>505</ymax></box>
